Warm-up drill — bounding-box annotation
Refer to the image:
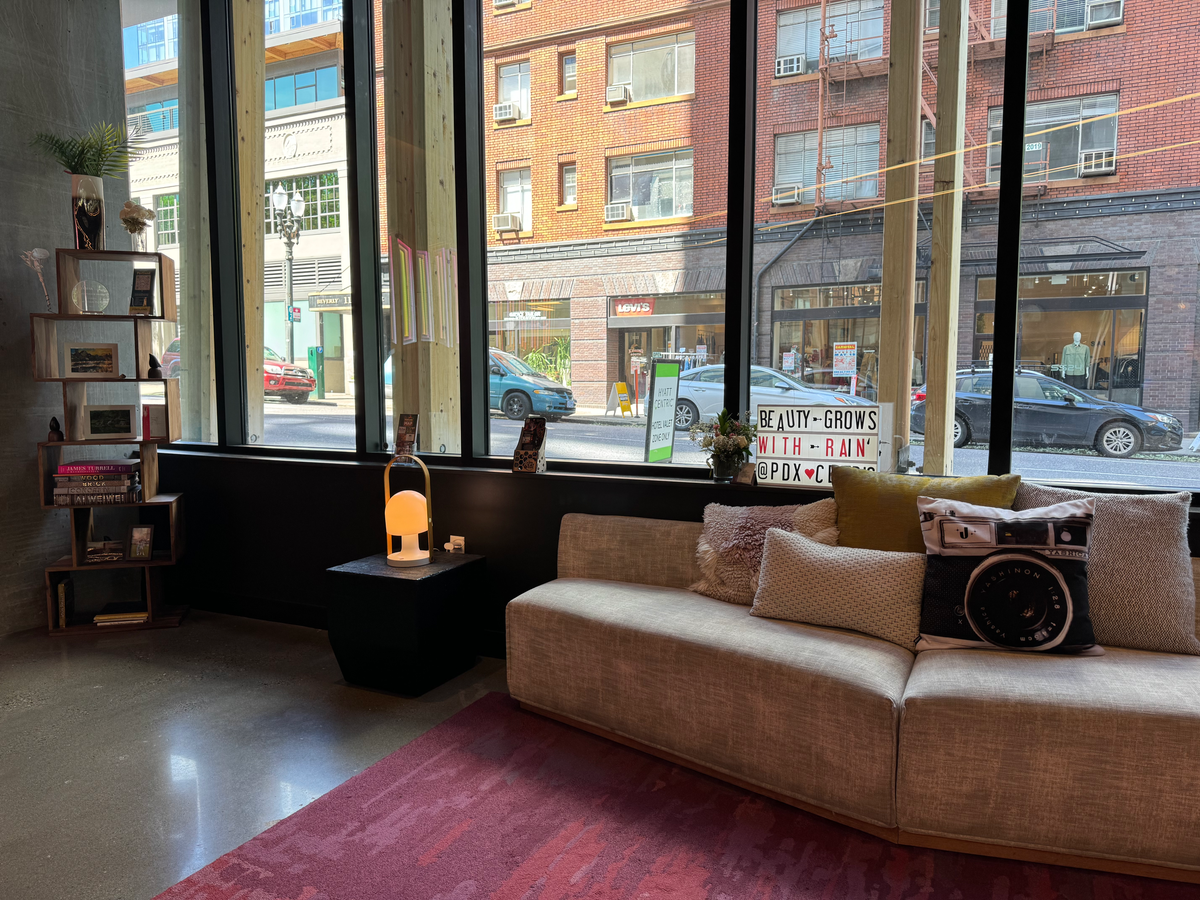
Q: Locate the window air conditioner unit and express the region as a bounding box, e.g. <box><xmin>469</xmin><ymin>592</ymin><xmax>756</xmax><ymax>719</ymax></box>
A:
<box><xmin>606</xmin><ymin>84</ymin><xmax>632</xmax><ymax>105</ymax></box>
<box><xmin>604</xmin><ymin>202</ymin><xmax>631</xmax><ymax>223</ymax></box>
<box><xmin>1079</xmin><ymin>149</ymin><xmax>1116</xmax><ymax>176</ymax></box>
<box><xmin>1085</xmin><ymin>0</ymin><xmax>1123</xmax><ymax>29</ymax></box>
<box><xmin>772</xmin><ymin>184</ymin><xmax>803</xmax><ymax>205</ymax></box>
<box><xmin>775</xmin><ymin>54</ymin><xmax>806</xmax><ymax>77</ymax></box>
<box><xmin>492</xmin><ymin>213</ymin><xmax>521</xmax><ymax>233</ymax></box>
<box><xmin>492</xmin><ymin>102</ymin><xmax>518</xmax><ymax>123</ymax></box>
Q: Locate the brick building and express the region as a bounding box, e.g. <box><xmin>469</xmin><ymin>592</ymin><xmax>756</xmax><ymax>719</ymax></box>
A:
<box><xmin>483</xmin><ymin>0</ymin><xmax>1200</xmax><ymax>427</ymax></box>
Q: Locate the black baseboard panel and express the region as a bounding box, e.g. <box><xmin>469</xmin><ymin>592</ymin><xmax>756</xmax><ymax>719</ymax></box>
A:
<box><xmin>158</xmin><ymin>451</ymin><xmax>827</xmax><ymax>655</ymax></box>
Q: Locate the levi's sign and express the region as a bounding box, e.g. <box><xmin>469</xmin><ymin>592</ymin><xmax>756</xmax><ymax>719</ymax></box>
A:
<box><xmin>614</xmin><ymin>299</ymin><xmax>655</xmax><ymax>316</ymax></box>
<box><xmin>755</xmin><ymin>405</ymin><xmax>880</xmax><ymax>487</ymax></box>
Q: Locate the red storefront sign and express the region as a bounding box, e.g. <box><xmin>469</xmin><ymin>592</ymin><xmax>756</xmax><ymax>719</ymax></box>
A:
<box><xmin>613</xmin><ymin>298</ymin><xmax>655</xmax><ymax>316</ymax></box>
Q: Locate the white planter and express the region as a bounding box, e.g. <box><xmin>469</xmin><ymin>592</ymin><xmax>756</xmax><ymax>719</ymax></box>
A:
<box><xmin>71</xmin><ymin>174</ymin><xmax>104</xmax><ymax>251</ymax></box>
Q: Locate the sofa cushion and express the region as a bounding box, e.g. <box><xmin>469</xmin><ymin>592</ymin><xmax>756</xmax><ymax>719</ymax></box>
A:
<box><xmin>751</xmin><ymin>528</ymin><xmax>925</xmax><ymax>650</ymax></box>
<box><xmin>832</xmin><ymin>467</ymin><xmax>1021</xmax><ymax>553</ymax></box>
<box><xmin>557</xmin><ymin>514</ymin><xmax>703</xmax><ymax>589</ymax></box>
<box><xmin>507</xmin><ymin>578</ymin><xmax>915</xmax><ymax>829</ymax></box>
<box><xmin>691</xmin><ymin>498</ymin><xmax>839</xmax><ymax>605</ymax></box>
<box><xmin>1015</xmin><ymin>484</ymin><xmax>1200</xmax><ymax>656</ymax></box>
<box><xmin>897</xmin><ymin>647</ymin><xmax>1200</xmax><ymax>870</ymax></box>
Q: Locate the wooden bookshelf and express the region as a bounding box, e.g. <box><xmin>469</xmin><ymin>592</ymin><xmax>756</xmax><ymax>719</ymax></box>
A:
<box><xmin>35</xmin><ymin>250</ymin><xmax>187</xmax><ymax>636</ymax></box>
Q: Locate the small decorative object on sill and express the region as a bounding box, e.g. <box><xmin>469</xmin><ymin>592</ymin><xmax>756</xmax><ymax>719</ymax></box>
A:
<box><xmin>383</xmin><ymin>452</ymin><xmax>433</xmax><ymax>567</ymax></box>
<box><xmin>513</xmin><ymin>416</ymin><xmax>548</xmax><ymax>473</ymax></box>
<box><xmin>20</xmin><ymin>248</ymin><xmax>51</xmax><ymax>311</ymax></box>
<box><xmin>689</xmin><ymin>408</ymin><xmax>756</xmax><ymax>484</ymax></box>
<box><xmin>48</xmin><ymin>417</ymin><xmax>64</xmax><ymax>443</ymax></box>
<box><xmin>147</xmin><ymin>354</ymin><xmax>163</xmax><ymax>379</ymax></box>
<box><xmin>31</xmin><ymin>122</ymin><xmax>137</xmax><ymax>252</ymax></box>
<box><xmin>119</xmin><ymin>200</ymin><xmax>155</xmax><ymax>252</ymax></box>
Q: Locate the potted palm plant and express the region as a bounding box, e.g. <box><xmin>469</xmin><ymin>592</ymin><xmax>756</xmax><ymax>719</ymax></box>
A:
<box><xmin>31</xmin><ymin>122</ymin><xmax>136</xmax><ymax>251</ymax></box>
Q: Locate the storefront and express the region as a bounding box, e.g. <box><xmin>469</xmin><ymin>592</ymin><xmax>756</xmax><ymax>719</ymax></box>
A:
<box><xmin>770</xmin><ymin>282</ymin><xmax>928</xmax><ymax>400</ymax></box>
<box><xmin>608</xmin><ymin>292</ymin><xmax>725</xmax><ymax>398</ymax></box>
<box><xmin>975</xmin><ymin>270</ymin><xmax>1148</xmax><ymax>405</ymax></box>
<box><xmin>488</xmin><ymin>296</ymin><xmax>572</xmax><ymax>383</ymax></box>
<box><xmin>307</xmin><ymin>288</ymin><xmax>357</xmax><ymax>393</ymax></box>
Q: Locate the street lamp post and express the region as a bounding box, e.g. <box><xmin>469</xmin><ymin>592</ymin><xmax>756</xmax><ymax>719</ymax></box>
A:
<box><xmin>271</xmin><ymin>183</ymin><xmax>307</xmax><ymax>364</ymax></box>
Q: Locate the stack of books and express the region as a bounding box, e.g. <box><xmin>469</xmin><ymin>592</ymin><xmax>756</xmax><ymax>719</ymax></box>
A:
<box><xmin>53</xmin><ymin>460</ymin><xmax>141</xmax><ymax>506</ymax></box>
<box><xmin>93</xmin><ymin>602</ymin><xmax>149</xmax><ymax>627</ymax></box>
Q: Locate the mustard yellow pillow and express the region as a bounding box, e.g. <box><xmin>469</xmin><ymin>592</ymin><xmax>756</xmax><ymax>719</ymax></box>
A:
<box><xmin>831</xmin><ymin>467</ymin><xmax>1021</xmax><ymax>553</ymax></box>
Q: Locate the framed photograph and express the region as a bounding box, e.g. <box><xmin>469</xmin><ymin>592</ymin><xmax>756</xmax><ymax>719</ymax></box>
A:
<box><xmin>63</xmin><ymin>343</ymin><xmax>119</xmax><ymax>379</ymax></box>
<box><xmin>129</xmin><ymin>268</ymin><xmax>157</xmax><ymax>316</ymax></box>
<box><xmin>82</xmin><ymin>405</ymin><xmax>137</xmax><ymax>440</ymax></box>
<box><xmin>126</xmin><ymin>525</ymin><xmax>154</xmax><ymax>561</ymax></box>
<box><xmin>389</xmin><ymin>236</ymin><xmax>417</xmax><ymax>346</ymax></box>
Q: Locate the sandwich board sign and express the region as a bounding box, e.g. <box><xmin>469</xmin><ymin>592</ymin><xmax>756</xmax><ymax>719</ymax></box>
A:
<box><xmin>755</xmin><ymin>405</ymin><xmax>879</xmax><ymax>486</ymax></box>
<box><xmin>606</xmin><ymin>382</ymin><xmax>633</xmax><ymax>417</ymax></box>
<box><xmin>643</xmin><ymin>361</ymin><xmax>680</xmax><ymax>463</ymax></box>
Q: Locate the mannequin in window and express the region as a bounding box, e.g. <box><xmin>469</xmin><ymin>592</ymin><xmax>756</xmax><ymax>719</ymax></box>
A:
<box><xmin>1061</xmin><ymin>332</ymin><xmax>1090</xmax><ymax>389</ymax></box>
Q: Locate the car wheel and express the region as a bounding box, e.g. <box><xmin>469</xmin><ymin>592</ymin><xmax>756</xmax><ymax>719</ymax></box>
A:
<box><xmin>953</xmin><ymin>414</ymin><xmax>970</xmax><ymax>448</ymax></box>
<box><xmin>285</xmin><ymin>392</ymin><xmax>310</xmax><ymax>405</ymax></box>
<box><xmin>1096</xmin><ymin>421</ymin><xmax>1141</xmax><ymax>458</ymax></box>
<box><xmin>674</xmin><ymin>399</ymin><xmax>699</xmax><ymax>431</ymax></box>
<box><xmin>502</xmin><ymin>391</ymin><xmax>531</xmax><ymax>420</ymax></box>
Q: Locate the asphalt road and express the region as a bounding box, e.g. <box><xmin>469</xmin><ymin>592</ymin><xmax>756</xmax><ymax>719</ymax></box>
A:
<box><xmin>263</xmin><ymin>404</ymin><xmax>1200</xmax><ymax>488</ymax></box>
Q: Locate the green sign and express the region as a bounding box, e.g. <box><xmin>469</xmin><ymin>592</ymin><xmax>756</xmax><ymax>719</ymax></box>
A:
<box><xmin>643</xmin><ymin>361</ymin><xmax>680</xmax><ymax>463</ymax></box>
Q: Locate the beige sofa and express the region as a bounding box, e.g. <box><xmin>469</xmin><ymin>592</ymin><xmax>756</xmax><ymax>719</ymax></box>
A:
<box><xmin>506</xmin><ymin>513</ymin><xmax>1200</xmax><ymax>884</ymax></box>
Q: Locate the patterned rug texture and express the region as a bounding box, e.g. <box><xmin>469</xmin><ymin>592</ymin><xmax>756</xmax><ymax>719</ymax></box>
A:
<box><xmin>156</xmin><ymin>692</ymin><xmax>1198</xmax><ymax>899</ymax></box>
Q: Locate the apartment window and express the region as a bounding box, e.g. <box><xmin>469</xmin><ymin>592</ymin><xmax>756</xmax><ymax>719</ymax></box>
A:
<box><xmin>992</xmin><ymin>0</ymin><xmax>1111</xmax><ymax>37</ymax></box>
<box><xmin>774</xmin><ymin>125</ymin><xmax>880</xmax><ymax>202</ymax></box>
<box><xmin>122</xmin><ymin>15</ymin><xmax>179</xmax><ymax>69</ymax></box>
<box><xmin>925</xmin><ymin>0</ymin><xmax>940</xmax><ymax>29</ymax></box>
<box><xmin>265</xmin><ymin>1</ymin><xmax>281</xmax><ymax>35</ymax></box>
<box><xmin>921</xmin><ymin>119</ymin><xmax>936</xmax><ymax>162</ymax></box>
<box><xmin>561</xmin><ymin>164</ymin><xmax>577</xmax><ymax>205</ymax></box>
<box><xmin>155</xmin><ymin>194</ymin><xmax>179</xmax><ymax>246</ymax></box>
<box><xmin>499</xmin><ymin>168</ymin><xmax>533</xmax><ymax>230</ymax></box>
<box><xmin>608</xmin><ymin>150</ymin><xmax>693</xmax><ymax>221</ymax></box>
<box><xmin>777</xmin><ymin>0</ymin><xmax>883</xmax><ymax>75</ymax></box>
<box><xmin>561</xmin><ymin>54</ymin><xmax>577</xmax><ymax>94</ymax></box>
<box><xmin>608</xmin><ymin>32</ymin><xmax>695</xmax><ymax>103</ymax></box>
<box><xmin>987</xmin><ymin>94</ymin><xmax>1118</xmax><ymax>182</ymax></box>
<box><xmin>497</xmin><ymin>62</ymin><xmax>531</xmax><ymax>119</ymax></box>
<box><xmin>266</xmin><ymin>66</ymin><xmax>339</xmax><ymax>111</ymax></box>
<box><xmin>287</xmin><ymin>0</ymin><xmax>342</xmax><ymax>30</ymax></box>
<box><xmin>264</xmin><ymin>172</ymin><xmax>341</xmax><ymax>233</ymax></box>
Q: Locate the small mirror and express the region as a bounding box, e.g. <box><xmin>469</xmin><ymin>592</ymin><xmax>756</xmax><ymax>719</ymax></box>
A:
<box><xmin>490</xmin><ymin>365</ymin><xmax>504</xmax><ymax>376</ymax></box>
<box><xmin>775</xmin><ymin>382</ymin><xmax>792</xmax><ymax>390</ymax></box>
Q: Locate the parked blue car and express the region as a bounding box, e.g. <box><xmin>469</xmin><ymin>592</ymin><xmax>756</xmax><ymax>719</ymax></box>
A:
<box><xmin>489</xmin><ymin>349</ymin><xmax>576</xmax><ymax>420</ymax></box>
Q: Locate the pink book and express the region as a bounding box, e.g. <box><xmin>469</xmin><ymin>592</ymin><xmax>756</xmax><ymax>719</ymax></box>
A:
<box><xmin>56</xmin><ymin>460</ymin><xmax>140</xmax><ymax>475</ymax></box>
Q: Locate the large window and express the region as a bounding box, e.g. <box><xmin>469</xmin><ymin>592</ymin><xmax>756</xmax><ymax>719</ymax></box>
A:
<box><xmin>776</xmin><ymin>0</ymin><xmax>883</xmax><ymax>75</ymax></box>
<box><xmin>498</xmin><ymin>168</ymin><xmax>532</xmax><ymax>230</ymax></box>
<box><xmin>987</xmin><ymin>94</ymin><xmax>1119</xmax><ymax>182</ymax></box>
<box><xmin>993</xmin><ymin>0</ymin><xmax>1120</xmax><ymax>37</ymax></box>
<box><xmin>608</xmin><ymin>151</ymin><xmax>694</xmax><ymax>221</ymax></box>
<box><xmin>774</xmin><ymin>125</ymin><xmax>880</xmax><ymax>203</ymax></box>
<box><xmin>123</xmin><ymin>14</ymin><xmax>179</xmax><ymax>68</ymax></box>
<box><xmin>264</xmin><ymin>173</ymin><xmax>341</xmax><ymax>234</ymax></box>
<box><xmin>607</xmin><ymin>32</ymin><xmax>695</xmax><ymax>102</ymax></box>
<box><xmin>497</xmin><ymin>61</ymin><xmax>531</xmax><ymax>119</ymax></box>
<box><xmin>266</xmin><ymin>66</ymin><xmax>339</xmax><ymax>110</ymax></box>
<box><xmin>155</xmin><ymin>194</ymin><xmax>179</xmax><ymax>246</ymax></box>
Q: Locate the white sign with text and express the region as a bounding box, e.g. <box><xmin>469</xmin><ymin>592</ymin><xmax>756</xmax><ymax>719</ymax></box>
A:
<box><xmin>756</xmin><ymin>405</ymin><xmax>880</xmax><ymax>486</ymax></box>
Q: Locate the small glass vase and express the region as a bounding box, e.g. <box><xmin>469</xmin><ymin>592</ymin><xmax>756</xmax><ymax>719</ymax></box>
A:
<box><xmin>710</xmin><ymin>454</ymin><xmax>742</xmax><ymax>483</ymax></box>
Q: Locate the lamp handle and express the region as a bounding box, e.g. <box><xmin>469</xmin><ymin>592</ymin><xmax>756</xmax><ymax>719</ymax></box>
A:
<box><xmin>384</xmin><ymin>453</ymin><xmax>433</xmax><ymax>556</ymax></box>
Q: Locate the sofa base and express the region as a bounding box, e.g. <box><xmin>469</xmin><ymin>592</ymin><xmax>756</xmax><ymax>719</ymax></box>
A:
<box><xmin>521</xmin><ymin>702</ymin><xmax>1200</xmax><ymax>886</ymax></box>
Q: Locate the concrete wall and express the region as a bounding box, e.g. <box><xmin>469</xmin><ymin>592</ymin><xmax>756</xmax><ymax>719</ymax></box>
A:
<box><xmin>0</xmin><ymin>0</ymin><xmax>127</xmax><ymax>635</ymax></box>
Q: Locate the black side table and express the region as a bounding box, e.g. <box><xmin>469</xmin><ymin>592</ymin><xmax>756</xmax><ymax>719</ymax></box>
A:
<box><xmin>325</xmin><ymin>552</ymin><xmax>485</xmax><ymax>696</ymax></box>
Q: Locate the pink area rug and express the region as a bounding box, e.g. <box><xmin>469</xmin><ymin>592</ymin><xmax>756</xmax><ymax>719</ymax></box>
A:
<box><xmin>157</xmin><ymin>692</ymin><xmax>1197</xmax><ymax>899</ymax></box>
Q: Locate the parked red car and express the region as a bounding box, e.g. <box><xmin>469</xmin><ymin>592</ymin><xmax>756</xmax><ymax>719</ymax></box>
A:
<box><xmin>162</xmin><ymin>340</ymin><xmax>315</xmax><ymax>404</ymax></box>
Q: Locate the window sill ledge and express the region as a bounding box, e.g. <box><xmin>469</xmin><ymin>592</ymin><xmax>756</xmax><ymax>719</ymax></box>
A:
<box><xmin>556</xmin><ymin>203</ymin><xmax>578</xmax><ymax>212</ymax></box>
<box><xmin>604</xmin><ymin>93</ymin><xmax>694</xmax><ymax>113</ymax></box>
<box><xmin>603</xmin><ymin>215</ymin><xmax>694</xmax><ymax>231</ymax></box>
<box><xmin>493</xmin><ymin>118</ymin><xmax>532</xmax><ymax>130</ymax></box>
<box><xmin>493</xmin><ymin>1</ymin><xmax>532</xmax><ymax>15</ymax></box>
<box><xmin>495</xmin><ymin>230</ymin><xmax>534</xmax><ymax>240</ymax></box>
<box><xmin>556</xmin><ymin>91</ymin><xmax>577</xmax><ymax>102</ymax></box>
<box><xmin>1055</xmin><ymin>23</ymin><xmax>1125</xmax><ymax>42</ymax></box>
<box><xmin>772</xmin><ymin>72</ymin><xmax>820</xmax><ymax>86</ymax></box>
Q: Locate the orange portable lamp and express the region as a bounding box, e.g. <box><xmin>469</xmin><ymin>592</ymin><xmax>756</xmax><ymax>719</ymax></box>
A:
<box><xmin>384</xmin><ymin>453</ymin><xmax>432</xmax><ymax>567</ymax></box>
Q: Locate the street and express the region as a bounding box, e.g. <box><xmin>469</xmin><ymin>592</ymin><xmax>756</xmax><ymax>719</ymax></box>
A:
<box><xmin>263</xmin><ymin>402</ymin><xmax>1200</xmax><ymax>488</ymax></box>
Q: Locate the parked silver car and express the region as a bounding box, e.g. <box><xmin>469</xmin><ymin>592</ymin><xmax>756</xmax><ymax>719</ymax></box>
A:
<box><xmin>674</xmin><ymin>364</ymin><xmax>874</xmax><ymax>430</ymax></box>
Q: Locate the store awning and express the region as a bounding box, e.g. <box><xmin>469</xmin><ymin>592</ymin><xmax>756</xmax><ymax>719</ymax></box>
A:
<box><xmin>928</xmin><ymin>236</ymin><xmax>1146</xmax><ymax>272</ymax></box>
<box><xmin>305</xmin><ymin>286</ymin><xmax>376</xmax><ymax>313</ymax></box>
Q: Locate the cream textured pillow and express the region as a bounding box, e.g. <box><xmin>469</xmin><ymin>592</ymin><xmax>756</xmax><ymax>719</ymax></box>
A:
<box><xmin>1015</xmin><ymin>483</ymin><xmax>1200</xmax><ymax>655</ymax></box>
<box><xmin>751</xmin><ymin>528</ymin><xmax>925</xmax><ymax>649</ymax></box>
<box><xmin>691</xmin><ymin>499</ymin><xmax>838</xmax><ymax>605</ymax></box>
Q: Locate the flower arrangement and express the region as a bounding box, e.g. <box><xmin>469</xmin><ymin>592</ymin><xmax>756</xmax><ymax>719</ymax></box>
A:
<box><xmin>689</xmin><ymin>408</ymin><xmax>757</xmax><ymax>481</ymax></box>
<box><xmin>118</xmin><ymin>201</ymin><xmax>155</xmax><ymax>235</ymax></box>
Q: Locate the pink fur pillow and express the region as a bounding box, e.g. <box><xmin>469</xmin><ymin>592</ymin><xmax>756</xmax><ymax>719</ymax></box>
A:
<box><xmin>690</xmin><ymin>499</ymin><xmax>839</xmax><ymax>605</ymax></box>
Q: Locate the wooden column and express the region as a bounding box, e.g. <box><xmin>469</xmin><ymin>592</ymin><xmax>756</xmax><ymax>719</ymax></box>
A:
<box><xmin>232</xmin><ymin>0</ymin><xmax>265</xmax><ymax>444</ymax></box>
<box><xmin>923</xmin><ymin>0</ymin><xmax>968</xmax><ymax>475</ymax></box>
<box><xmin>178</xmin><ymin>0</ymin><xmax>216</xmax><ymax>443</ymax></box>
<box><xmin>877</xmin><ymin>0</ymin><xmax>923</xmax><ymax>472</ymax></box>
<box><xmin>383</xmin><ymin>0</ymin><xmax>461</xmax><ymax>453</ymax></box>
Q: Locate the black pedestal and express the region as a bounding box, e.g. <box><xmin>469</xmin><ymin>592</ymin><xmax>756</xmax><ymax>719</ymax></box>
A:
<box><xmin>325</xmin><ymin>551</ymin><xmax>485</xmax><ymax>696</ymax></box>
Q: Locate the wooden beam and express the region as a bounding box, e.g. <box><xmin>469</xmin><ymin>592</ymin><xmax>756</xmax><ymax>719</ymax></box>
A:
<box><xmin>232</xmin><ymin>0</ymin><xmax>265</xmax><ymax>444</ymax></box>
<box><xmin>923</xmin><ymin>0</ymin><xmax>968</xmax><ymax>475</ymax></box>
<box><xmin>877</xmin><ymin>0</ymin><xmax>923</xmax><ymax>473</ymax></box>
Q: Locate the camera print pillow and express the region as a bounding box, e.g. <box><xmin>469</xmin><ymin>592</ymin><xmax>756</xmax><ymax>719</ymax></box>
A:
<box><xmin>915</xmin><ymin>496</ymin><xmax>1101</xmax><ymax>655</ymax></box>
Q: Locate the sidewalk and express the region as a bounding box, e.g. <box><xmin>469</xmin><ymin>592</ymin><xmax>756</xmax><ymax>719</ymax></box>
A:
<box><xmin>568</xmin><ymin>406</ymin><xmax>647</xmax><ymax>426</ymax></box>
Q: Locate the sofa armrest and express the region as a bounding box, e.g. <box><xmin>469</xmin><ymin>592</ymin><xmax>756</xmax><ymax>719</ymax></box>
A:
<box><xmin>558</xmin><ymin>513</ymin><xmax>704</xmax><ymax>590</ymax></box>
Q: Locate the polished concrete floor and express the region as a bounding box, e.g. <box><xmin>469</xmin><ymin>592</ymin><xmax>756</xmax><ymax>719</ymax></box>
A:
<box><xmin>0</xmin><ymin>611</ymin><xmax>509</xmax><ymax>900</ymax></box>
